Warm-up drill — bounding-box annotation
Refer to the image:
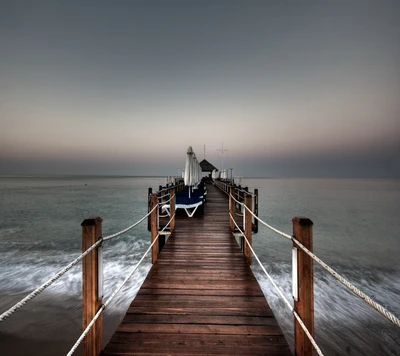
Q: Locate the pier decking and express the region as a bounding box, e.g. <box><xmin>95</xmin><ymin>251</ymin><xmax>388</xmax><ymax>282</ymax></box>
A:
<box><xmin>102</xmin><ymin>184</ymin><xmax>291</xmax><ymax>355</ymax></box>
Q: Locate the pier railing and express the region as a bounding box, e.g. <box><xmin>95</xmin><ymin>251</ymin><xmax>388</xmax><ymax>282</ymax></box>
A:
<box><xmin>0</xmin><ymin>186</ymin><xmax>177</xmax><ymax>356</ymax></box>
<box><xmin>213</xmin><ymin>182</ymin><xmax>400</xmax><ymax>356</ymax></box>
<box><xmin>148</xmin><ymin>180</ymin><xmax>184</xmax><ymax>231</ymax></box>
<box><xmin>1</xmin><ymin>180</ymin><xmax>399</xmax><ymax>356</ymax></box>
<box><xmin>214</xmin><ymin>179</ymin><xmax>259</xmax><ymax>233</ymax></box>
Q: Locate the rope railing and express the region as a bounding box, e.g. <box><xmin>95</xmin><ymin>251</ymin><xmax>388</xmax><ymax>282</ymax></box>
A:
<box><xmin>158</xmin><ymin>193</ymin><xmax>170</xmax><ymax>200</ymax></box>
<box><xmin>240</xmin><ymin>202</ymin><xmax>400</xmax><ymax>329</ymax></box>
<box><xmin>0</xmin><ymin>205</ymin><xmax>158</xmax><ymax>322</ymax></box>
<box><xmin>230</xmin><ymin>192</ymin><xmax>291</xmax><ymax>240</ymax></box>
<box><xmin>156</xmin><ymin>182</ymin><xmax>183</xmax><ymax>195</ymax></box>
<box><xmin>236</xmin><ymin>188</ymin><xmax>255</xmax><ymax>196</ymax></box>
<box><xmin>160</xmin><ymin>193</ymin><xmax>176</xmax><ymax>205</ymax></box>
<box><xmin>229</xmin><ymin>193</ymin><xmax>245</xmax><ymax>218</ymax></box>
<box><xmin>67</xmin><ymin>212</ymin><xmax>176</xmax><ymax>355</ymax></box>
<box><xmin>157</xmin><ymin>193</ymin><xmax>176</xmax><ymax>217</ymax></box>
<box><xmin>292</xmin><ymin>236</ymin><xmax>400</xmax><ymax>328</ymax></box>
<box><xmin>230</xmin><ymin>192</ymin><xmax>243</xmax><ymax>206</ymax></box>
<box><xmin>214</xmin><ymin>181</ymin><xmax>229</xmax><ymax>195</ymax></box>
<box><xmin>103</xmin><ymin>205</ymin><xmax>158</xmax><ymax>241</ymax></box>
<box><xmin>0</xmin><ymin>238</ymin><xmax>102</xmax><ymax>322</ymax></box>
<box><xmin>229</xmin><ymin>212</ymin><xmax>324</xmax><ymax>356</ymax></box>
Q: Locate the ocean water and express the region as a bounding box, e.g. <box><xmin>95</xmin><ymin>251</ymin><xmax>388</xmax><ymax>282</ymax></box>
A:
<box><xmin>0</xmin><ymin>176</ymin><xmax>399</xmax><ymax>355</ymax></box>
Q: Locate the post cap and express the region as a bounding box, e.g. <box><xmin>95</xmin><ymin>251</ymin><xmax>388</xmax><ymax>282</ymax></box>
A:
<box><xmin>292</xmin><ymin>216</ymin><xmax>313</xmax><ymax>226</ymax></box>
<box><xmin>81</xmin><ymin>217</ymin><xmax>103</xmax><ymax>226</ymax></box>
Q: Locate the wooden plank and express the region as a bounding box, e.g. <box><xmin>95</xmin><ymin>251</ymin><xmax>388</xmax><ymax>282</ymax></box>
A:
<box><xmin>126</xmin><ymin>307</ymin><xmax>274</xmax><ymax>317</ymax></box>
<box><xmin>116</xmin><ymin>323</ymin><xmax>283</xmax><ymax>335</ymax></box>
<box><xmin>119</xmin><ymin>314</ymin><xmax>279</xmax><ymax>326</ymax></box>
<box><xmin>108</xmin><ymin>333</ymin><xmax>289</xmax><ymax>347</ymax></box>
<box><xmin>101</xmin><ymin>183</ymin><xmax>291</xmax><ymax>356</ymax></box>
<box><xmin>137</xmin><ymin>288</ymin><xmax>265</xmax><ymax>297</ymax></box>
<box><xmin>130</xmin><ymin>300</ymin><xmax>270</xmax><ymax>309</ymax></box>
<box><xmin>133</xmin><ymin>295</ymin><xmax>267</xmax><ymax>302</ymax></box>
<box><xmin>103</xmin><ymin>344</ymin><xmax>291</xmax><ymax>356</ymax></box>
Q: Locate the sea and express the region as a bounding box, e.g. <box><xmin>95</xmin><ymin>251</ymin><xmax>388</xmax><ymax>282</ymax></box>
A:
<box><xmin>0</xmin><ymin>176</ymin><xmax>399</xmax><ymax>355</ymax></box>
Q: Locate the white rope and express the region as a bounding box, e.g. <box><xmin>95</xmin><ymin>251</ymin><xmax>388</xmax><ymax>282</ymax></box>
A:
<box><xmin>0</xmin><ymin>239</ymin><xmax>102</xmax><ymax>322</ymax></box>
<box><xmin>158</xmin><ymin>193</ymin><xmax>170</xmax><ymax>200</ymax></box>
<box><xmin>230</xmin><ymin>192</ymin><xmax>244</xmax><ymax>207</ymax></box>
<box><xmin>157</xmin><ymin>183</ymin><xmax>182</xmax><ymax>195</ymax></box>
<box><xmin>237</xmin><ymin>188</ymin><xmax>255</xmax><ymax>196</ymax></box>
<box><xmin>162</xmin><ymin>193</ymin><xmax>176</xmax><ymax>204</ymax></box>
<box><xmin>241</xmin><ymin>202</ymin><xmax>292</xmax><ymax>240</ymax></box>
<box><xmin>240</xmin><ymin>204</ymin><xmax>400</xmax><ymax>329</ymax></box>
<box><xmin>292</xmin><ymin>237</ymin><xmax>400</xmax><ymax>328</ymax></box>
<box><xmin>229</xmin><ymin>213</ymin><xmax>324</xmax><ymax>356</ymax></box>
<box><xmin>158</xmin><ymin>193</ymin><xmax>176</xmax><ymax>204</ymax></box>
<box><xmin>66</xmin><ymin>304</ymin><xmax>105</xmax><ymax>356</ymax></box>
<box><xmin>67</xmin><ymin>213</ymin><xmax>175</xmax><ymax>355</ymax></box>
<box><xmin>103</xmin><ymin>205</ymin><xmax>158</xmax><ymax>241</ymax></box>
<box><xmin>0</xmin><ymin>207</ymin><xmax>158</xmax><ymax>321</ymax></box>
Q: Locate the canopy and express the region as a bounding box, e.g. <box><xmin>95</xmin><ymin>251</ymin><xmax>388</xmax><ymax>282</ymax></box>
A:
<box><xmin>199</xmin><ymin>159</ymin><xmax>218</xmax><ymax>173</ymax></box>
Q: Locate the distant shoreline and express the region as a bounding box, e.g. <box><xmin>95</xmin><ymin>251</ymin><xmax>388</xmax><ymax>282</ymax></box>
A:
<box><xmin>1</xmin><ymin>175</ymin><xmax>398</xmax><ymax>180</ymax></box>
<box><xmin>0</xmin><ymin>174</ymin><xmax>167</xmax><ymax>178</ymax></box>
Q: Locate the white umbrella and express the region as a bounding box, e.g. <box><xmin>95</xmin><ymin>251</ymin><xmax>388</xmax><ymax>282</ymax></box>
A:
<box><xmin>184</xmin><ymin>146</ymin><xmax>195</xmax><ymax>186</ymax></box>
<box><xmin>212</xmin><ymin>169</ymin><xmax>217</xmax><ymax>179</ymax></box>
<box><xmin>192</xmin><ymin>153</ymin><xmax>200</xmax><ymax>186</ymax></box>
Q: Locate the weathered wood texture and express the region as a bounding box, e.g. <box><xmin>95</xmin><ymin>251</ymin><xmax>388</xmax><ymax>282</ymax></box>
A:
<box><xmin>102</xmin><ymin>184</ymin><xmax>291</xmax><ymax>355</ymax></box>
<box><xmin>244</xmin><ymin>194</ymin><xmax>253</xmax><ymax>265</ymax></box>
<box><xmin>293</xmin><ymin>217</ymin><xmax>314</xmax><ymax>356</ymax></box>
<box><xmin>82</xmin><ymin>217</ymin><xmax>103</xmax><ymax>356</ymax></box>
<box><xmin>150</xmin><ymin>194</ymin><xmax>158</xmax><ymax>264</ymax></box>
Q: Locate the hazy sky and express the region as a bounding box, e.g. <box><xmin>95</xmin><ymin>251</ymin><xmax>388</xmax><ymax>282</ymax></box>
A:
<box><xmin>1</xmin><ymin>0</ymin><xmax>399</xmax><ymax>177</ymax></box>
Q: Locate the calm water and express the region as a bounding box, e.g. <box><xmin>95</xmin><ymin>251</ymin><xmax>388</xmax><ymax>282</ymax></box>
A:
<box><xmin>0</xmin><ymin>176</ymin><xmax>399</xmax><ymax>355</ymax></box>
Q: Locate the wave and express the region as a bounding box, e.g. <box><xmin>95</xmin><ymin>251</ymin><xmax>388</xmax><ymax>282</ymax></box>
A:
<box><xmin>0</xmin><ymin>237</ymin><xmax>152</xmax><ymax>314</ymax></box>
<box><xmin>253</xmin><ymin>261</ymin><xmax>400</xmax><ymax>356</ymax></box>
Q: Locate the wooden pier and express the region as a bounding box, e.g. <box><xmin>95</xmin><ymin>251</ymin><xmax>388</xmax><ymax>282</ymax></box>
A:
<box><xmin>101</xmin><ymin>184</ymin><xmax>291</xmax><ymax>355</ymax></box>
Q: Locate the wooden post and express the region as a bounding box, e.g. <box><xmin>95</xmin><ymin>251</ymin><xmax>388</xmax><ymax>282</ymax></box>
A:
<box><xmin>254</xmin><ymin>189</ymin><xmax>259</xmax><ymax>233</ymax></box>
<box><xmin>292</xmin><ymin>217</ymin><xmax>314</xmax><ymax>356</ymax></box>
<box><xmin>158</xmin><ymin>188</ymin><xmax>166</xmax><ymax>252</ymax></box>
<box><xmin>147</xmin><ymin>187</ymin><xmax>152</xmax><ymax>232</ymax></box>
<box><xmin>170</xmin><ymin>187</ymin><xmax>175</xmax><ymax>232</ymax></box>
<box><xmin>81</xmin><ymin>217</ymin><xmax>103</xmax><ymax>356</ymax></box>
<box><xmin>238</xmin><ymin>185</ymin><xmax>242</xmax><ymax>212</ymax></box>
<box><xmin>158</xmin><ymin>185</ymin><xmax>163</xmax><ymax>215</ymax></box>
<box><xmin>244</xmin><ymin>186</ymin><xmax>249</xmax><ymax>216</ymax></box>
<box><xmin>229</xmin><ymin>186</ymin><xmax>235</xmax><ymax>232</ymax></box>
<box><xmin>150</xmin><ymin>194</ymin><xmax>159</xmax><ymax>264</ymax></box>
<box><xmin>244</xmin><ymin>194</ymin><xmax>253</xmax><ymax>265</ymax></box>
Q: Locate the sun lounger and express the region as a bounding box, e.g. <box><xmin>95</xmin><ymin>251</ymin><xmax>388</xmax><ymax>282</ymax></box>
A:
<box><xmin>162</xmin><ymin>187</ymin><xmax>205</xmax><ymax>218</ymax></box>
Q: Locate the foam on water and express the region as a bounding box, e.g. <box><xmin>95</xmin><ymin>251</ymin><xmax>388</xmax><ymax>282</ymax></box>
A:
<box><xmin>0</xmin><ymin>227</ymin><xmax>21</xmax><ymax>238</ymax></box>
<box><xmin>0</xmin><ymin>236</ymin><xmax>151</xmax><ymax>297</ymax></box>
<box><xmin>253</xmin><ymin>261</ymin><xmax>400</xmax><ymax>356</ymax></box>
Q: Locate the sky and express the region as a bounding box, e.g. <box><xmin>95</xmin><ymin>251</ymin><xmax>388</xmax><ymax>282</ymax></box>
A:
<box><xmin>1</xmin><ymin>0</ymin><xmax>399</xmax><ymax>178</ymax></box>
